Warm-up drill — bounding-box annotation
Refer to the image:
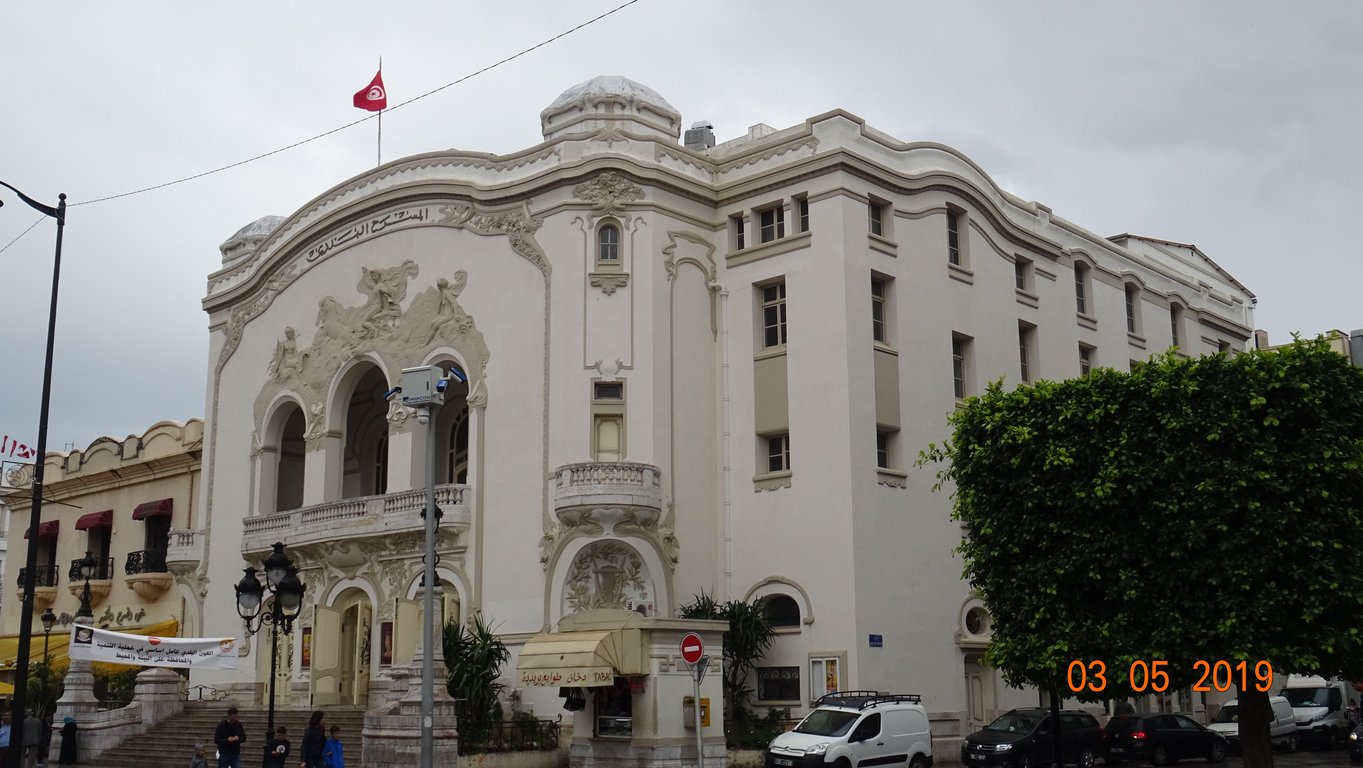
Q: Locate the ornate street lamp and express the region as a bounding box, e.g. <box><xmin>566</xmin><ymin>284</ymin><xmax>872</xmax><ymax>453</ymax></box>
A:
<box><xmin>39</xmin><ymin>608</ymin><xmax>56</xmax><ymax>715</ymax></box>
<box><xmin>236</xmin><ymin>543</ymin><xmax>305</xmax><ymax>768</ymax></box>
<box><xmin>0</xmin><ymin>179</ymin><xmax>66</xmax><ymax>768</ymax></box>
<box><xmin>74</xmin><ymin>551</ymin><xmax>97</xmax><ymax>621</ymax></box>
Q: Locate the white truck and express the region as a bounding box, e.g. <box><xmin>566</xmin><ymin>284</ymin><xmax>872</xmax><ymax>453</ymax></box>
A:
<box><xmin>1279</xmin><ymin>675</ymin><xmax>1360</xmax><ymax>748</ymax></box>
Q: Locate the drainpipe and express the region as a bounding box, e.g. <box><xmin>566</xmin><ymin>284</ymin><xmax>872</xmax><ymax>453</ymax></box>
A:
<box><xmin>717</xmin><ymin>286</ymin><xmax>733</xmax><ymax>600</ymax></box>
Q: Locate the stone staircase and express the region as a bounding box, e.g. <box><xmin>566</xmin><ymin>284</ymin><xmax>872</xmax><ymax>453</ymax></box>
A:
<box><xmin>93</xmin><ymin>702</ymin><xmax>367</xmax><ymax>768</ymax></box>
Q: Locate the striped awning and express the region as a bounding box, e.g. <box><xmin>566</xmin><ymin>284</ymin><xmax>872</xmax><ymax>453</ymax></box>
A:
<box><xmin>132</xmin><ymin>498</ymin><xmax>173</xmax><ymax>520</ymax></box>
<box><xmin>75</xmin><ymin>509</ymin><xmax>113</xmax><ymax>530</ymax></box>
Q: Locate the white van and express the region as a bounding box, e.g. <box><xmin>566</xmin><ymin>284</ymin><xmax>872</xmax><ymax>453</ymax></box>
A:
<box><xmin>766</xmin><ymin>692</ymin><xmax>933</xmax><ymax>768</ymax></box>
<box><xmin>1208</xmin><ymin>696</ymin><xmax>1298</xmax><ymax>751</ymax></box>
<box><xmin>1281</xmin><ymin>675</ymin><xmax>1360</xmax><ymax>748</ymax></box>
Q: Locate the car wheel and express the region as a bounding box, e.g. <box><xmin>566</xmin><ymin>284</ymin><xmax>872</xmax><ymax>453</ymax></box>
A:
<box><xmin>1152</xmin><ymin>744</ymin><xmax>1170</xmax><ymax>766</ymax></box>
<box><xmin>910</xmin><ymin>755</ymin><xmax>928</xmax><ymax>768</ymax></box>
<box><xmin>1078</xmin><ymin>748</ymin><xmax>1096</xmax><ymax>768</ymax></box>
<box><xmin>1208</xmin><ymin>740</ymin><xmax>1227</xmax><ymax>763</ymax></box>
<box><xmin>1285</xmin><ymin>734</ymin><xmax>1298</xmax><ymax>753</ymax></box>
<box><xmin>1015</xmin><ymin>754</ymin><xmax>1030</xmax><ymax>768</ymax></box>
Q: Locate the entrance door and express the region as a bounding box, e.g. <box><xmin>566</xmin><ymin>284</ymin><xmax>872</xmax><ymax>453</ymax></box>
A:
<box><xmin>311</xmin><ymin>605</ymin><xmax>343</xmax><ymax>706</ymax></box>
<box><xmin>965</xmin><ymin>657</ymin><xmax>996</xmax><ymax>733</ymax></box>
<box><xmin>394</xmin><ymin>598</ymin><xmax>421</xmax><ymax>669</ymax></box>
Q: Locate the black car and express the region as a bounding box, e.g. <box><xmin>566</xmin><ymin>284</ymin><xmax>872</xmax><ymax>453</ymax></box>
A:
<box><xmin>1103</xmin><ymin>714</ymin><xmax>1228</xmax><ymax>766</ymax></box>
<box><xmin>1348</xmin><ymin>723</ymin><xmax>1361</xmax><ymax>763</ymax></box>
<box><xmin>962</xmin><ymin>708</ymin><xmax>1103</xmax><ymax>768</ymax></box>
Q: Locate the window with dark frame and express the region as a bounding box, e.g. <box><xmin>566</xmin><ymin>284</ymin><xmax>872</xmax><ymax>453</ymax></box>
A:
<box><xmin>876</xmin><ymin>430</ymin><xmax>891</xmax><ymax>469</ymax></box>
<box><xmin>762</xmin><ymin>282</ymin><xmax>788</xmax><ymax>348</ymax></box>
<box><xmin>1170</xmin><ymin>305</ymin><xmax>1182</xmax><ymax>347</ymax></box>
<box><xmin>1075</xmin><ymin>264</ymin><xmax>1089</xmax><ymax>314</ymax></box>
<box><xmin>732</xmin><ymin>214</ymin><xmax>745</xmax><ymax>250</ymax></box>
<box><xmin>1126</xmin><ymin>285</ymin><xmax>1138</xmax><ymax>334</ymax></box>
<box><xmin>1079</xmin><ymin>345</ymin><xmax>1093</xmax><ymax>376</ymax></box>
<box><xmin>952</xmin><ymin>335</ymin><xmax>970</xmax><ymax>399</ymax></box>
<box><xmin>757</xmin><ymin>667</ymin><xmax>801</xmax><ymax>702</ymax></box>
<box><xmin>798</xmin><ymin>198</ymin><xmax>810</xmax><ymax>232</ymax></box>
<box><xmin>869</xmin><ymin>201</ymin><xmax>885</xmax><ymax>236</ymax></box>
<box><xmin>594</xmin><ymin>381</ymin><xmax>624</xmax><ymax>401</ymax></box>
<box><xmin>947</xmin><ymin>210</ymin><xmax>961</xmax><ymax>265</ymax></box>
<box><xmin>759</xmin><ymin>206</ymin><xmax>785</xmax><ymax>243</ymax></box>
<box><xmin>871</xmin><ymin>278</ymin><xmax>886</xmax><ymax>343</ymax></box>
<box><xmin>597</xmin><ymin>224</ymin><xmax>620</xmax><ymax>264</ymax></box>
<box><xmin>1019</xmin><ymin>325</ymin><xmax>1033</xmax><ymax>383</ymax></box>
<box><xmin>762</xmin><ymin>594</ymin><xmax>801</xmax><ymax>627</ymax></box>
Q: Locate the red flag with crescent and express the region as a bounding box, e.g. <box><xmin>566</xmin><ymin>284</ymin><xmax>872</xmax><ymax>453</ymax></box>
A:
<box><xmin>353</xmin><ymin>69</ymin><xmax>387</xmax><ymax>111</ymax></box>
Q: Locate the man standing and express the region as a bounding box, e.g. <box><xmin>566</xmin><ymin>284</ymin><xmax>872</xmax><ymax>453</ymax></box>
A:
<box><xmin>21</xmin><ymin>712</ymin><xmax>41</xmax><ymax>768</ymax></box>
<box><xmin>1</xmin><ymin>709</ymin><xmax>13</xmax><ymax>768</ymax></box>
<box><xmin>213</xmin><ymin>707</ymin><xmax>247</xmax><ymax>768</ymax></box>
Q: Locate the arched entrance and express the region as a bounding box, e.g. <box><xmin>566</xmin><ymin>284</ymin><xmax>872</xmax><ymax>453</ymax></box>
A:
<box><xmin>312</xmin><ymin>586</ymin><xmax>373</xmax><ymax>706</ymax></box>
<box><xmin>342</xmin><ymin>365</ymin><xmax>391</xmax><ymax>499</ymax></box>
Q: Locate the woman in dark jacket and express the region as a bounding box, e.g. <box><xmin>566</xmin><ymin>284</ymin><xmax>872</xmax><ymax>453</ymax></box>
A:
<box><xmin>300</xmin><ymin>710</ymin><xmax>326</xmax><ymax>768</ymax></box>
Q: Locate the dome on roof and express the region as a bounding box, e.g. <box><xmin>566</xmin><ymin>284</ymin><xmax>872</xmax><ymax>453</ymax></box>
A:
<box><xmin>219</xmin><ymin>215</ymin><xmax>285</xmax><ymax>264</ymax></box>
<box><xmin>540</xmin><ymin>76</ymin><xmax>681</xmax><ymax>141</ymax></box>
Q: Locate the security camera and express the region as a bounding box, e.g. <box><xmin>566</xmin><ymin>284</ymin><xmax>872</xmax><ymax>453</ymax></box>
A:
<box><xmin>435</xmin><ymin>378</ymin><xmax>449</xmax><ymax>394</ymax></box>
<box><xmin>383</xmin><ymin>386</ymin><xmax>403</xmax><ymax>401</ymax></box>
<box><xmin>447</xmin><ymin>368</ymin><xmax>468</xmax><ymax>384</ymax></box>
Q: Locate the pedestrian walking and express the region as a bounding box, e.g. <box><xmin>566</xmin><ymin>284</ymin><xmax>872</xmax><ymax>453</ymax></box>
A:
<box><xmin>323</xmin><ymin>725</ymin><xmax>345</xmax><ymax>768</ymax></box>
<box><xmin>54</xmin><ymin>719</ymin><xmax>76</xmax><ymax>766</ymax></box>
<box><xmin>1</xmin><ymin>709</ymin><xmax>13</xmax><ymax>768</ymax></box>
<box><xmin>213</xmin><ymin>706</ymin><xmax>247</xmax><ymax>768</ymax></box>
<box><xmin>189</xmin><ymin>743</ymin><xmax>210</xmax><ymax>768</ymax></box>
<box><xmin>22</xmin><ymin>711</ymin><xmax>42</xmax><ymax>768</ymax></box>
<box><xmin>267</xmin><ymin>726</ymin><xmax>291</xmax><ymax>768</ymax></box>
<box><xmin>299</xmin><ymin>710</ymin><xmax>326</xmax><ymax>768</ymax></box>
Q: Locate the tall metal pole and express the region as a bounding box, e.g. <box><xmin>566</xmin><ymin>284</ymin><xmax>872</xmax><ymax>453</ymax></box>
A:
<box><xmin>1</xmin><ymin>186</ymin><xmax>65</xmax><ymax>768</ymax></box>
<box><xmin>264</xmin><ymin>617</ymin><xmax>280</xmax><ymax>768</ymax></box>
<box><xmin>422</xmin><ymin>404</ymin><xmax>438</xmax><ymax>768</ymax></box>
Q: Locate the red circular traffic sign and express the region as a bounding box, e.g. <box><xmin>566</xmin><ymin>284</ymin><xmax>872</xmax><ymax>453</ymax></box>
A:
<box><xmin>680</xmin><ymin>632</ymin><xmax>705</xmax><ymax>664</ymax></box>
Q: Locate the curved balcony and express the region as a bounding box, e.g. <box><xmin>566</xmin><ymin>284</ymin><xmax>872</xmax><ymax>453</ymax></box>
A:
<box><xmin>125</xmin><ymin>549</ymin><xmax>173</xmax><ymax>600</ymax></box>
<box><xmin>552</xmin><ymin>462</ymin><xmax>663</xmax><ymax>533</ymax></box>
<box><xmin>242</xmin><ymin>483</ymin><xmax>472</xmax><ymax>555</ymax></box>
<box><xmin>166</xmin><ymin>528</ymin><xmax>206</xmax><ymax>571</ymax></box>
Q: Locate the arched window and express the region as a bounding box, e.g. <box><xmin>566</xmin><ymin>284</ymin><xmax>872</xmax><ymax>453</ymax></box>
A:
<box><xmin>597</xmin><ymin>224</ymin><xmax>620</xmax><ymax>265</ymax></box>
<box><xmin>446</xmin><ymin>410</ymin><xmax>469</xmax><ymax>484</ymax></box>
<box><xmin>762</xmin><ymin>594</ymin><xmax>801</xmax><ymax>628</ymax></box>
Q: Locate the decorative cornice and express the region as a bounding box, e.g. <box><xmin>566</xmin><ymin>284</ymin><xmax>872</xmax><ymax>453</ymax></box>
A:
<box><xmin>588</xmin><ymin>272</ymin><xmax>629</xmax><ymax>295</ymax></box>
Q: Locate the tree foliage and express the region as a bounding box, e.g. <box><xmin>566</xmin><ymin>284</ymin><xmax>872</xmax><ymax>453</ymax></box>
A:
<box><xmin>444</xmin><ymin>613</ymin><xmax>510</xmax><ymax>744</ymax></box>
<box><xmin>921</xmin><ymin>340</ymin><xmax>1363</xmax><ymax>766</ymax></box>
<box><xmin>678</xmin><ymin>592</ymin><xmax>777</xmax><ymax>722</ymax></box>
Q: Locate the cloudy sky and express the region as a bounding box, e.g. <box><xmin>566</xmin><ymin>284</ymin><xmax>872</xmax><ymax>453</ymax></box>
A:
<box><xmin>1</xmin><ymin>1</ymin><xmax>1360</xmax><ymax>458</ymax></box>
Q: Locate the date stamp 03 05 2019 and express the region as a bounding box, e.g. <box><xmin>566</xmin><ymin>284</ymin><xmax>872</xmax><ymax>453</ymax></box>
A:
<box><xmin>1066</xmin><ymin>659</ymin><xmax>1274</xmax><ymax>694</ymax></box>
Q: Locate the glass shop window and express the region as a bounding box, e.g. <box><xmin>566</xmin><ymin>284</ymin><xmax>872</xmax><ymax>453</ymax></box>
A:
<box><xmin>594</xmin><ymin>677</ymin><xmax>635</xmax><ymax>738</ymax></box>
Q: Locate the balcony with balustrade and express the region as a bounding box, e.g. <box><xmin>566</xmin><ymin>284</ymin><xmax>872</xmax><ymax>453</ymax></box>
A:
<box><xmin>16</xmin><ymin>565</ymin><xmax>59</xmax><ymax>607</ymax></box>
<box><xmin>241</xmin><ymin>483</ymin><xmax>472</xmax><ymax>556</ymax></box>
<box><xmin>66</xmin><ymin>556</ymin><xmax>115</xmax><ymax>605</ymax></box>
<box><xmin>551</xmin><ymin>462</ymin><xmax>663</xmax><ymax>531</ymax></box>
<box><xmin>124</xmin><ymin>548</ymin><xmax>173</xmax><ymax>600</ymax></box>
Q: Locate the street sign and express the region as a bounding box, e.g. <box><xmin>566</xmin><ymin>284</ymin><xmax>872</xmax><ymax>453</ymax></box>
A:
<box><xmin>680</xmin><ymin>632</ymin><xmax>705</xmax><ymax>665</ymax></box>
<box><xmin>869</xmin><ymin>634</ymin><xmax>883</xmax><ymax>648</ymax></box>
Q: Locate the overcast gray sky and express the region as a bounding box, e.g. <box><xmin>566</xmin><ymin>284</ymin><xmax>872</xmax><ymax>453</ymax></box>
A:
<box><xmin>2</xmin><ymin>1</ymin><xmax>1360</xmax><ymax>457</ymax></box>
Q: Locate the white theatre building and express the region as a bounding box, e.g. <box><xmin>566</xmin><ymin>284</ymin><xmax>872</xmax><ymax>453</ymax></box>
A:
<box><xmin>191</xmin><ymin>76</ymin><xmax>1255</xmax><ymax>750</ymax></box>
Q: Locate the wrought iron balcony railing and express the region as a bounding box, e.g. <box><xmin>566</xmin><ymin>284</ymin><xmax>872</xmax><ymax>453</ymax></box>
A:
<box><xmin>125</xmin><ymin>548</ymin><xmax>169</xmax><ymax>575</ymax></box>
<box><xmin>17</xmin><ymin>565</ymin><xmax>60</xmax><ymax>589</ymax></box>
<box><xmin>68</xmin><ymin>557</ymin><xmax>116</xmax><ymax>581</ymax></box>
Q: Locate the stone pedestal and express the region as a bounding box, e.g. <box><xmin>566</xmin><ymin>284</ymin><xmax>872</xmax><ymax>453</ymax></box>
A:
<box><xmin>54</xmin><ymin>621</ymin><xmax>99</xmax><ymax>718</ymax></box>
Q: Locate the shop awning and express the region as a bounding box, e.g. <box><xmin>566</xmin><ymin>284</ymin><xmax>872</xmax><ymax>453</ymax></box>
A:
<box><xmin>24</xmin><ymin>520</ymin><xmax>59</xmax><ymax>539</ymax></box>
<box><xmin>0</xmin><ymin>618</ymin><xmax>179</xmax><ymax>670</ymax></box>
<box><xmin>515</xmin><ymin>628</ymin><xmax>643</xmax><ymax>688</ymax></box>
<box><xmin>75</xmin><ymin>509</ymin><xmax>113</xmax><ymax>530</ymax></box>
<box><xmin>132</xmin><ymin>498</ymin><xmax>173</xmax><ymax>520</ymax></box>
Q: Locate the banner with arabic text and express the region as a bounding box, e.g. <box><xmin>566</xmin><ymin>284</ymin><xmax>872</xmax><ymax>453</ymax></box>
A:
<box><xmin>68</xmin><ymin>624</ymin><xmax>239</xmax><ymax>669</ymax></box>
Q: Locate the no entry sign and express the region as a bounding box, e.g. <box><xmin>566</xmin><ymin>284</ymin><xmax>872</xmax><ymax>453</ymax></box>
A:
<box><xmin>680</xmin><ymin>632</ymin><xmax>705</xmax><ymax>664</ymax></box>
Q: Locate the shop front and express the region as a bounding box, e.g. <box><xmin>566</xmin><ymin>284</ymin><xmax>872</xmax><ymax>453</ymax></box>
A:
<box><xmin>517</xmin><ymin>609</ymin><xmax>727</xmax><ymax>768</ymax></box>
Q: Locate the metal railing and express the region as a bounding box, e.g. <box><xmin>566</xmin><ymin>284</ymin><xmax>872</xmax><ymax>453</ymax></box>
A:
<box><xmin>69</xmin><ymin>556</ymin><xmax>116</xmax><ymax>581</ymax></box>
<box><xmin>458</xmin><ymin>716</ymin><xmax>561</xmax><ymax>754</ymax></box>
<box><xmin>17</xmin><ymin>565</ymin><xmax>60</xmax><ymax>589</ymax></box>
<box><xmin>125</xmin><ymin>548</ymin><xmax>169</xmax><ymax>575</ymax></box>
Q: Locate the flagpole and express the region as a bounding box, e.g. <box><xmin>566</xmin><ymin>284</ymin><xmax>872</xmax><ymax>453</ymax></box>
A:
<box><xmin>377</xmin><ymin>56</ymin><xmax>383</xmax><ymax>167</ymax></box>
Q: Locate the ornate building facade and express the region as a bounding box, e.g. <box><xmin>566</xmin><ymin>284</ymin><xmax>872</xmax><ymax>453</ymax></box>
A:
<box><xmin>191</xmin><ymin>76</ymin><xmax>1255</xmax><ymax>748</ymax></box>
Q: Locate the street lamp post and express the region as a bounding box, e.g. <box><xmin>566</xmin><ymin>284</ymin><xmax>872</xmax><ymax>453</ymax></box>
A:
<box><xmin>0</xmin><ymin>179</ymin><xmax>66</xmax><ymax>768</ymax></box>
<box><xmin>235</xmin><ymin>543</ymin><xmax>305</xmax><ymax>768</ymax></box>
<box><xmin>39</xmin><ymin>608</ymin><xmax>55</xmax><ymax>716</ymax></box>
<box><xmin>75</xmin><ymin>551</ymin><xmax>97</xmax><ymax>622</ymax></box>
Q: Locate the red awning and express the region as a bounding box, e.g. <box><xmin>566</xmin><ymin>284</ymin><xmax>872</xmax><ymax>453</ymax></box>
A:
<box><xmin>132</xmin><ymin>498</ymin><xmax>173</xmax><ymax>521</ymax></box>
<box><xmin>24</xmin><ymin>520</ymin><xmax>59</xmax><ymax>539</ymax></box>
<box><xmin>75</xmin><ymin>509</ymin><xmax>113</xmax><ymax>530</ymax></box>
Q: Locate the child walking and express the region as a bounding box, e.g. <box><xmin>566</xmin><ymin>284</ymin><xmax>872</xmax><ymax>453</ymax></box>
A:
<box><xmin>323</xmin><ymin>725</ymin><xmax>345</xmax><ymax>768</ymax></box>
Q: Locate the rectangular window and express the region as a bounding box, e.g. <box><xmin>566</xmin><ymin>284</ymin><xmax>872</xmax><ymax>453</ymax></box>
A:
<box><xmin>759</xmin><ymin>206</ymin><xmax>785</xmax><ymax>243</ymax></box>
<box><xmin>1079</xmin><ymin>344</ymin><xmax>1093</xmax><ymax>376</ymax></box>
<box><xmin>1170</xmin><ymin>306</ymin><xmax>1182</xmax><ymax>347</ymax></box>
<box><xmin>766</xmin><ymin>433</ymin><xmax>791</xmax><ymax>473</ymax></box>
<box><xmin>810</xmin><ymin>656</ymin><xmax>840</xmax><ymax>701</ymax></box>
<box><xmin>1125</xmin><ymin>285</ymin><xmax>1140</xmax><ymax>334</ymax></box>
<box><xmin>1015</xmin><ymin>256</ymin><xmax>1034</xmax><ymax>292</ymax></box>
<box><xmin>594</xmin><ymin>415</ymin><xmax>623</xmax><ymax>462</ymax></box>
<box><xmin>1075</xmin><ymin>265</ymin><xmax>1089</xmax><ymax>315</ymax></box>
<box><xmin>797</xmin><ymin>197</ymin><xmax>810</xmax><ymax>233</ymax></box>
<box><xmin>761</xmin><ymin>281</ymin><xmax>788</xmax><ymax>348</ymax></box>
<box><xmin>952</xmin><ymin>333</ymin><xmax>972</xmax><ymax>399</ymax></box>
<box><xmin>593</xmin><ymin>381</ymin><xmax>624</xmax><ymax>401</ymax></box>
<box><xmin>876</xmin><ymin>430</ymin><xmax>893</xmax><ymax>469</ymax></box>
<box><xmin>1019</xmin><ymin>324</ymin><xmax>1035</xmax><ymax>383</ymax></box>
<box><xmin>757</xmin><ymin>667</ymin><xmax>801</xmax><ymax>703</ymax></box>
<box><xmin>731</xmin><ymin>214</ymin><xmax>745</xmax><ymax>250</ymax></box>
<box><xmin>597</xmin><ymin>225</ymin><xmax>620</xmax><ymax>264</ymax></box>
<box><xmin>871</xmin><ymin>278</ymin><xmax>886</xmax><ymax>343</ymax></box>
<box><xmin>869</xmin><ymin>201</ymin><xmax>885</xmax><ymax>236</ymax></box>
<box><xmin>947</xmin><ymin>210</ymin><xmax>961</xmax><ymax>265</ymax></box>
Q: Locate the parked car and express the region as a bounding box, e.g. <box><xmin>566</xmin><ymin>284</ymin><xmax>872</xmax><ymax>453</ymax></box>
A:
<box><xmin>961</xmin><ymin>708</ymin><xmax>1103</xmax><ymax>768</ymax></box>
<box><xmin>1349</xmin><ymin>722</ymin><xmax>1362</xmax><ymax>763</ymax></box>
<box><xmin>1103</xmin><ymin>713</ymin><xmax>1228</xmax><ymax>766</ymax></box>
<box><xmin>1207</xmin><ymin>696</ymin><xmax>1299</xmax><ymax>752</ymax></box>
<box><xmin>766</xmin><ymin>691</ymin><xmax>932</xmax><ymax>768</ymax></box>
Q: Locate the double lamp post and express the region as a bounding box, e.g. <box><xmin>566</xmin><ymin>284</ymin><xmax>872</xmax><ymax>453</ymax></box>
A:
<box><xmin>235</xmin><ymin>542</ymin><xmax>305</xmax><ymax>768</ymax></box>
<box><xmin>0</xmin><ymin>178</ymin><xmax>66</xmax><ymax>768</ymax></box>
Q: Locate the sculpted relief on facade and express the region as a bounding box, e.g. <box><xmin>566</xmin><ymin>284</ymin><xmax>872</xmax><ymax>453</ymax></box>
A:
<box><xmin>252</xmin><ymin>261</ymin><xmax>492</xmax><ymax>443</ymax></box>
<box><xmin>562</xmin><ymin>540</ymin><xmax>655</xmax><ymax>618</ymax></box>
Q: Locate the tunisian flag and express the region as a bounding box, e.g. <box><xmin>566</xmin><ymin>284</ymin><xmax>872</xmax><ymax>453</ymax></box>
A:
<box><xmin>354</xmin><ymin>69</ymin><xmax>387</xmax><ymax>111</ymax></box>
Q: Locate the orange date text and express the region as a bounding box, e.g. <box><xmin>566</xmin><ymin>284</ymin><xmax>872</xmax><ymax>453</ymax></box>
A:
<box><xmin>1065</xmin><ymin>660</ymin><xmax>1273</xmax><ymax>693</ymax></box>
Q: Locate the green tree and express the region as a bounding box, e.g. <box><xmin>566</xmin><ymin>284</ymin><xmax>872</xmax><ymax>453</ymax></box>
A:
<box><xmin>921</xmin><ymin>340</ymin><xmax>1363</xmax><ymax>768</ymax></box>
<box><xmin>678</xmin><ymin>592</ymin><xmax>777</xmax><ymax>723</ymax></box>
<box><xmin>444</xmin><ymin>613</ymin><xmax>510</xmax><ymax>747</ymax></box>
<box><xmin>26</xmin><ymin>657</ymin><xmax>66</xmax><ymax>716</ymax></box>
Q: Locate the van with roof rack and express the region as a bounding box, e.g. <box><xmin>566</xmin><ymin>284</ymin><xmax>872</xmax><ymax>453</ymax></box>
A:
<box><xmin>765</xmin><ymin>691</ymin><xmax>932</xmax><ymax>768</ymax></box>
